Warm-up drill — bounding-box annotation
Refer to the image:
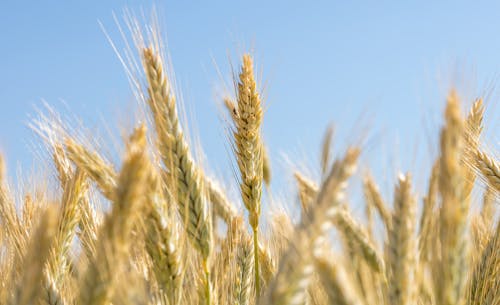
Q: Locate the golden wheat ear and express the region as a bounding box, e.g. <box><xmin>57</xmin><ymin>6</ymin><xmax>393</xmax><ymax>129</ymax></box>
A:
<box><xmin>475</xmin><ymin>149</ymin><xmax>500</xmax><ymax>193</ymax></box>
<box><xmin>314</xmin><ymin>255</ymin><xmax>364</xmax><ymax>305</ymax></box>
<box><xmin>363</xmin><ymin>173</ymin><xmax>392</xmax><ymax>232</ymax></box>
<box><xmin>294</xmin><ymin>171</ymin><xmax>318</xmax><ymax>214</ymax></box>
<box><xmin>261</xmin><ymin>148</ymin><xmax>359</xmax><ymax>305</ymax></box>
<box><xmin>387</xmin><ymin>173</ymin><xmax>417</xmax><ymax>305</ymax></box>
<box><xmin>0</xmin><ymin>155</ymin><xmax>27</xmax><ymax>262</ymax></box>
<box><xmin>78</xmin><ymin>125</ymin><xmax>150</xmax><ymax>305</ymax></box>
<box><xmin>294</xmin><ymin>170</ymin><xmax>385</xmax><ymax>275</ymax></box>
<box><xmin>435</xmin><ymin>90</ymin><xmax>469</xmax><ymax>305</ymax></box>
<box><xmin>65</xmin><ymin>138</ymin><xmax>118</xmax><ymax>201</ymax></box>
<box><xmin>43</xmin><ymin>167</ymin><xmax>88</xmax><ymax>305</ymax></box>
<box><xmin>467</xmin><ymin>221</ymin><xmax>500</xmax><ymax>305</ymax></box>
<box><xmin>226</xmin><ymin>54</ymin><xmax>265</xmax><ymax>296</ymax></box>
<box><xmin>144</xmin><ymin>170</ymin><xmax>183</xmax><ymax>305</ymax></box>
<box><xmin>9</xmin><ymin>205</ymin><xmax>58</xmax><ymax>305</ymax></box>
<box><xmin>142</xmin><ymin>46</ymin><xmax>214</xmax><ymax>304</ymax></box>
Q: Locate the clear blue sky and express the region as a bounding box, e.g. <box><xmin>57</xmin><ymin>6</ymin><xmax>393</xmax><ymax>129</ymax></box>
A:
<box><xmin>1</xmin><ymin>1</ymin><xmax>499</xmax><ymax>197</ymax></box>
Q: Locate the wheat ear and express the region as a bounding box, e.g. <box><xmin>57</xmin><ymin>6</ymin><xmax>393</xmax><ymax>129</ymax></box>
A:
<box><xmin>334</xmin><ymin>207</ymin><xmax>386</xmax><ymax>274</ymax></box>
<box><xmin>315</xmin><ymin>255</ymin><xmax>364</xmax><ymax>305</ymax></box>
<box><xmin>475</xmin><ymin>150</ymin><xmax>500</xmax><ymax>193</ymax></box>
<box><xmin>0</xmin><ymin>155</ymin><xmax>27</xmax><ymax>271</ymax></box>
<box><xmin>144</xmin><ymin>171</ymin><xmax>183</xmax><ymax>305</ymax></box>
<box><xmin>231</xmin><ymin>54</ymin><xmax>264</xmax><ymax>296</ymax></box>
<box><xmin>142</xmin><ymin>46</ymin><xmax>213</xmax><ymax>303</ymax></box>
<box><xmin>467</xmin><ymin>222</ymin><xmax>500</xmax><ymax>305</ymax></box>
<box><xmin>261</xmin><ymin>148</ymin><xmax>359</xmax><ymax>305</ymax></box>
<box><xmin>56</xmin><ymin>141</ymin><xmax>100</xmax><ymax>260</ymax></box>
<box><xmin>43</xmin><ymin>168</ymin><xmax>88</xmax><ymax>305</ymax></box>
<box><xmin>387</xmin><ymin>173</ymin><xmax>417</xmax><ymax>305</ymax></box>
<box><xmin>436</xmin><ymin>90</ymin><xmax>468</xmax><ymax>305</ymax></box>
<box><xmin>480</xmin><ymin>187</ymin><xmax>496</xmax><ymax>229</ymax></box>
<box><xmin>463</xmin><ymin>99</ymin><xmax>484</xmax><ymax>197</ymax></box>
<box><xmin>65</xmin><ymin>138</ymin><xmax>118</xmax><ymax>201</ymax></box>
<box><xmin>363</xmin><ymin>173</ymin><xmax>392</xmax><ymax>231</ymax></box>
<box><xmin>234</xmin><ymin>231</ymin><xmax>255</xmax><ymax>305</ymax></box>
<box><xmin>294</xmin><ymin>171</ymin><xmax>318</xmax><ymax>213</ymax></box>
<box><xmin>9</xmin><ymin>206</ymin><xmax>58</xmax><ymax>305</ymax></box>
<box><xmin>295</xmin><ymin>171</ymin><xmax>384</xmax><ymax>274</ymax></box>
<box><xmin>78</xmin><ymin>125</ymin><xmax>149</xmax><ymax>305</ymax></box>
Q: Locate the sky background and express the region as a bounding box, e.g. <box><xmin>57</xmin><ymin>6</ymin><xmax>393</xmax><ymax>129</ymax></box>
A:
<box><xmin>0</xmin><ymin>1</ymin><xmax>499</xmax><ymax>207</ymax></box>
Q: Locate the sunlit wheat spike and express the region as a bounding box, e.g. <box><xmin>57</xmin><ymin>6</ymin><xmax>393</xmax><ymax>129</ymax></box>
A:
<box><xmin>234</xmin><ymin>233</ymin><xmax>254</xmax><ymax>305</ymax></box>
<box><xmin>363</xmin><ymin>173</ymin><xmax>392</xmax><ymax>231</ymax></box>
<box><xmin>77</xmin><ymin>194</ymin><xmax>99</xmax><ymax>261</ymax></box>
<box><xmin>142</xmin><ymin>46</ymin><xmax>213</xmax><ymax>304</ymax></box>
<box><xmin>294</xmin><ymin>171</ymin><xmax>318</xmax><ymax>213</ymax></box>
<box><xmin>475</xmin><ymin>149</ymin><xmax>500</xmax><ymax>193</ymax></box>
<box><xmin>0</xmin><ymin>154</ymin><xmax>27</xmax><ymax>266</ymax></box>
<box><xmin>144</xmin><ymin>171</ymin><xmax>183</xmax><ymax>305</ymax></box>
<box><xmin>467</xmin><ymin>222</ymin><xmax>500</xmax><ymax>305</ymax></box>
<box><xmin>45</xmin><ymin>167</ymin><xmax>88</xmax><ymax>303</ymax></box>
<box><xmin>228</xmin><ymin>54</ymin><xmax>265</xmax><ymax>296</ymax></box>
<box><xmin>261</xmin><ymin>148</ymin><xmax>359</xmax><ymax>305</ymax></box>
<box><xmin>10</xmin><ymin>206</ymin><xmax>58</xmax><ymax>305</ymax></box>
<box><xmin>52</xmin><ymin>143</ymin><xmax>72</xmax><ymax>186</ymax></box>
<box><xmin>142</xmin><ymin>46</ymin><xmax>212</xmax><ymax>261</ymax></box>
<box><xmin>436</xmin><ymin>90</ymin><xmax>468</xmax><ymax>305</ymax></box>
<box><xmin>480</xmin><ymin>187</ymin><xmax>496</xmax><ymax>229</ymax></box>
<box><xmin>78</xmin><ymin>125</ymin><xmax>149</xmax><ymax>305</ymax></box>
<box><xmin>463</xmin><ymin>98</ymin><xmax>485</xmax><ymax>199</ymax></box>
<box><xmin>315</xmin><ymin>255</ymin><xmax>364</xmax><ymax>305</ymax></box>
<box><xmin>334</xmin><ymin>207</ymin><xmax>386</xmax><ymax>274</ymax></box>
<box><xmin>387</xmin><ymin>173</ymin><xmax>417</xmax><ymax>305</ymax></box>
<box><xmin>233</xmin><ymin>54</ymin><xmax>264</xmax><ymax>230</ymax></box>
<box><xmin>65</xmin><ymin>138</ymin><xmax>118</xmax><ymax>201</ymax></box>
<box><xmin>207</xmin><ymin>178</ymin><xmax>239</xmax><ymax>224</ymax></box>
<box><xmin>419</xmin><ymin>160</ymin><xmax>439</xmax><ymax>263</ymax></box>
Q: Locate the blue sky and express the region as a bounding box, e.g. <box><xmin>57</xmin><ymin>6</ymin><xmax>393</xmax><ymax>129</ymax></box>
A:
<box><xmin>0</xmin><ymin>1</ymin><xmax>499</xmax><ymax>198</ymax></box>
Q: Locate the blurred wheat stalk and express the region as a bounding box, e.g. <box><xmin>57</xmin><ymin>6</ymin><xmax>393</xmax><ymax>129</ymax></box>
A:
<box><xmin>0</xmin><ymin>17</ymin><xmax>498</xmax><ymax>305</ymax></box>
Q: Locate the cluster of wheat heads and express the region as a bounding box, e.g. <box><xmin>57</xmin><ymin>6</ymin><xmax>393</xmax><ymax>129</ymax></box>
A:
<box><xmin>0</xmin><ymin>28</ymin><xmax>499</xmax><ymax>305</ymax></box>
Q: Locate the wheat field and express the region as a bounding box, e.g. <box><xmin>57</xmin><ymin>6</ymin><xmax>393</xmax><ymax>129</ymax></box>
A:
<box><xmin>0</xmin><ymin>19</ymin><xmax>499</xmax><ymax>305</ymax></box>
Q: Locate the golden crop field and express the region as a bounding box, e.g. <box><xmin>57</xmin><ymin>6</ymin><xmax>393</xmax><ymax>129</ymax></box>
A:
<box><xmin>0</xmin><ymin>16</ymin><xmax>498</xmax><ymax>305</ymax></box>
